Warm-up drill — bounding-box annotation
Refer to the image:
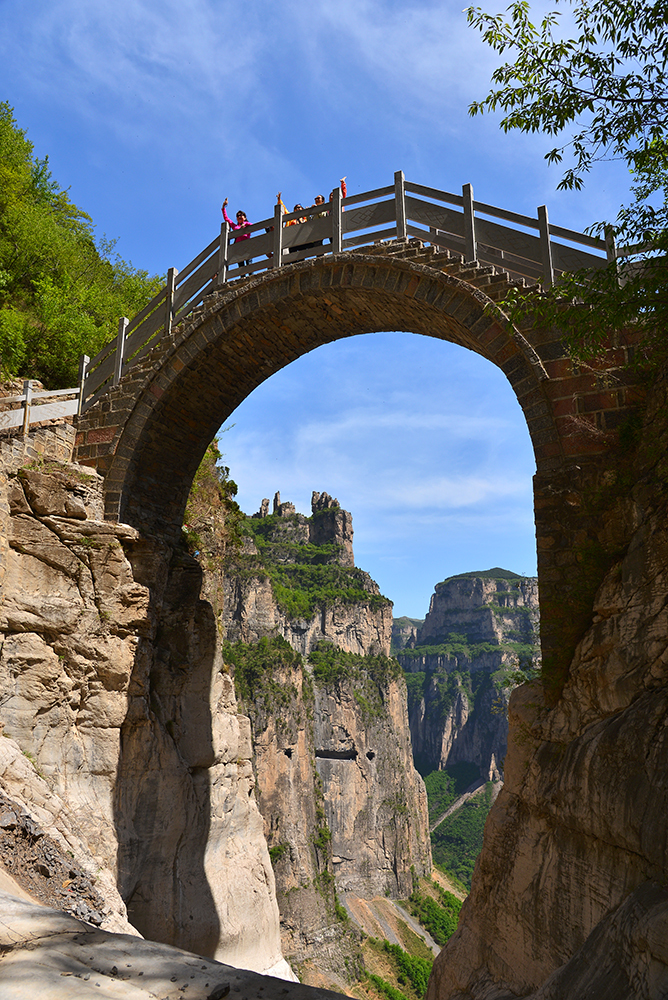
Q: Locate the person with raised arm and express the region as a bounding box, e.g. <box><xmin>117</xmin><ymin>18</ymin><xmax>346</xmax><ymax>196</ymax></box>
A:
<box><xmin>222</xmin><ymin>198</ymin><xmax>251</xmax><ymax>268</ymax></box>
<box><xmin>328</xmin><ymin>177</ymin><xmax>347</xmax><ymax>204</ymax></box>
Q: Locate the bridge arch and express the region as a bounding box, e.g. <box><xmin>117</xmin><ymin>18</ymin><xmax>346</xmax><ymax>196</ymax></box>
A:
<box><xmin>74</xmin><ymin>244</ymin><xmax>641</xmax><ymax>696</ymax></box>
<box><xmin>76</xmin><ymin>251</ymin><xmax>552</xmax><ymax>530</ymax></box>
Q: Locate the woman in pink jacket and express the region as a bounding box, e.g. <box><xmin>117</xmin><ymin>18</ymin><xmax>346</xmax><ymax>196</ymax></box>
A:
<box><xmin>222</xmin><ymin>197</ymin><xmax>251</xmax><ymax>267</ymax></box>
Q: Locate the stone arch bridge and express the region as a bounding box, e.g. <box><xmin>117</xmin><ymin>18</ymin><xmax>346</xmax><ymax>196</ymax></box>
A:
<box><xmin>73</xmin><ymin>232</ymin><xmax>641</xmax><ymax>700</ymax></box>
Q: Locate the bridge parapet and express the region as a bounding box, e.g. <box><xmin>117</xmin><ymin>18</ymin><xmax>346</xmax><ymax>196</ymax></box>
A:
<box><xmin>78</xmin><ymin>172</ymin><xmax>615</xmax><ymax>415</ymax></box>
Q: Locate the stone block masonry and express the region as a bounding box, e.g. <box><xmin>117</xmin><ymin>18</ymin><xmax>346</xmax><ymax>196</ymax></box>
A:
<box><xmin>73</xmin><ymin>240</ymin><xmax>643</xmax><ymax>702</ymax></box>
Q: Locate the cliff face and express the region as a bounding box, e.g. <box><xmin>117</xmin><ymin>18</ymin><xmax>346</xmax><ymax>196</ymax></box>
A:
<box><xmin>223</xmin><ymin>565</ymin><xmax>393</xmax><ymax>658</ymax></box>
<box><xmin>217</xmin><ymin>495</ymin><xmax>431</xmax><ymax>975</ymax></box>
<box><xmin>0</xmin><ymin>443</ymin><xmax>287</xmax><ymax>977</ymax></box>
<box><xmin>224</xmin><ymin>492</ymin><xmax>388</xmax><ymax>657</ymax></box>
<box><xmin>396</xmin><ymin>572</ymin><xmax>540</xmax><ymax>781</ymax></box>
<box><xmin>426</xmin><ymin>372</ymin><xmax>668</xmax><ymax>1000</ymax></box>
<box><xmin>314</xmin><ymin>672</ymin><xmax>429</xmax><ymax>898</ymax></box>
<box><xmin>419</xmin><ymin>574</ymin><xmax>539</xmax><ymax>647</ymax></box>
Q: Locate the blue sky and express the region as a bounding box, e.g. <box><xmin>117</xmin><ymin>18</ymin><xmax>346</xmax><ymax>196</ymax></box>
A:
<box><xmin>0</xmin><ymin>0</ymin><xmax>632</xmax><ymax>617</ymax></box>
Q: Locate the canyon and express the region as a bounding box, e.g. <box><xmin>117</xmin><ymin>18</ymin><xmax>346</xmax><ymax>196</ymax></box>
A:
<box><xmin>3</xmin><ymin>349</ymin><xmax>668</xmax><ymax>999</ymax></box>
<box><xmin>204</xmin><ymin>488</ymin><xmax>432</xmax><ymax>982</ymax></box>
<box><xmin>0</xmin><ymin>439</ymin><xmax>433</xmax><ymax>992</ymax></box>
<box><xmin>0</xmin><ymin>427</ymin><xmax>289</xmax><ymax>978</ymax></box>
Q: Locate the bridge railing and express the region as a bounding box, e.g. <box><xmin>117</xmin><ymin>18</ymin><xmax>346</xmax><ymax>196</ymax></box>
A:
<box><xmin>79</xmin><ymin>170</ymin><xmax>614</xmax><ymax>412</ymax></box>
<box><xmin>0</xmin><ymin>381</ymin><xmax>80</xmax><ymax>433</ymax></box>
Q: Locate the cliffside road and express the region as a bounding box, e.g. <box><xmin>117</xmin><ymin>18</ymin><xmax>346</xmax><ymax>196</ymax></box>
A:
<box><xmin>429</xmin><ymin>779</ymin><xmax>503</xmax><ymax>835</ymax></box>
<box><xmin>342</xmin><ymin>894</ymin><xmax>441</xmax><ymax>957</ymax></box>
<box><xmin>393</xmin><ymin>902</ymin><xmax>441</xmax><ymax>957</ymax></box>
<box><xmin>429</xmin><ymin>779</ymin><xmax>486</xmax><ymax>834</ymax></box>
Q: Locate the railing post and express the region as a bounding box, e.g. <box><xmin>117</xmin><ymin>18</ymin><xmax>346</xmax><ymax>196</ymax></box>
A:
<box><xmin>462</xmin><ymin>183</ymin><xmax>476</xmax><ymax>262</ymax></box>
<box><xmin>165</xmin><ymin>267</ymin><xmax>178</xmax><ymax>337</ymax></box>
<box><xmin>331</xmin><ymin>187</ymin><xmax>343</xmax><ymax>253</ymax></box>
<box><xmin>605</xmin><ymin>225</ymin><xmax>620</xmax><ymax>285</ymax></box>
<box><xmin>538</xmin><ymin>205</ymin><xmax>554</xmax><ymax>286</ymax></box>
<box><xmin>395</xmin><ymin>170</ymin><xmax>407</xmax><ymax>240</ymax></box>
<box><xmin>217</xmin><ymin>221</ymin><xmax>229</xmax><ymax>285</ymax></box>
<box><xmin>77</xmin><ymin>355</ymin><xmax>89</xmax><ymax>416</ymax></box>
<box><xmin>605</xmin><ymin>226</ymin><xmax>618</xmax><ymax>264</ymax></box>
<box><xmin>272</xmin><ymin>203</ymin><xmax>284</xmax><ymax>267</ymax></box>
<box><xmin>113</xmin><ymin>317</ymin><xmax>128</xmax><ymax>386</ymax></box>
<box><xmin>21</xmin><ymin>380</ymin><xmax>33</xmax><ymax>435</ymax></box>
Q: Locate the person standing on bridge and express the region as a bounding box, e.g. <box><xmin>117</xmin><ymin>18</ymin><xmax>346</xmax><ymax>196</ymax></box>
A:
<box><xmin>327</xmin><ymin>177</ymin><xmax>347</xmax><ymax>204</ymax></box>
<box><xmin>321</xmin><ymin>178</ymin><xmax>347</xmax><ymax>245</ymax></box>
<box><xmin>222</xmin><ymin>198</ymin><xmax>251</xmax><ymax>267</ymax></box>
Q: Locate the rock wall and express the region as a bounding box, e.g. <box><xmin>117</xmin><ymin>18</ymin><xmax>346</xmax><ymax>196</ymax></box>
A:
<box><xmin>0</xmin><ymin>445</ymin><xmax>287</xmax><ymax>976</ymax></box>
<box><xmin>223</xmin><ymin>497</ymin><xmax>391</xmax><ymax>657</ymax></box>
<box><xmin>427</xmin><ymin>373</ymin><xmax>668</xmax><ymax>1000</ymax></box>
<box><xmin>397</xmin><ymin>573</ymin><xmax>540</xmax><ymax>781</ymax></box>
<box><xmin>236</xmin><ymin>648</ymin><xmax>431</xmax><ymax>977</ymax></box>
<box><xmin>314</xmin><ymin>673</ymin><xmax>430</xmax><ymax>898</ymax></box>
<box><xmin>223</xmin><ymin>565</ymin><xmax>393</xmax><ymax>658</ymax></box>
<box><xmin>216</xmin><ymin>497</ymin><xmax>431</xmax><ymax>975</ymax></box>
<box><xmin>418</xmin><ymin>574</ymin><xmax>539</xmax><ymax>647</ymax></box>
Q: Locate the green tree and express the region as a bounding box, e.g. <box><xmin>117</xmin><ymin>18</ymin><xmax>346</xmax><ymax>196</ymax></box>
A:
<box><xmin>466</xmin><ymin>1</ymin><xmax>668</xmax><ymax>353</ymax></box>
<box><xmin>0</xmin><ymin>102</ymin><xmax>162</xmax><ymax>386</ymax></box>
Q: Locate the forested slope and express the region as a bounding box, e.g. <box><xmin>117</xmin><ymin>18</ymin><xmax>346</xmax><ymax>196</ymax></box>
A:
<box><xmin>0</xmin><ymin>103</ymin><xmax>161</xmax><ymax>388</ymax></box>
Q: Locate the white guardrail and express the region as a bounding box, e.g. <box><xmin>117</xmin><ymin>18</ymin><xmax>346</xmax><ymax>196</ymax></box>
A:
<box><xmin>0</xmin><ymin>382</ymin><xmax>79</xmax><ymax>433</ymax></box>
<box><xmin>18</xmin><ymin>170</ymin><xmax>615</xmax><ymax>419</ymax></box>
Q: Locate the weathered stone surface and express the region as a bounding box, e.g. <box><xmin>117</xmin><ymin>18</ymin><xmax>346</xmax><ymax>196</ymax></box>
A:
<box><xmin>418</xmin><ymin>575</ymin><xmax>539</xmax><ymax>648</ymax></box>
<box><xmin>528</xmin><ymin>882</ymin><xmax>668</xmax><ymax>1000</ymax></box>
<box><xmin>207</xmin><ymin>495</ymin><xmax>429</xmax><ymax>977</ymax></box>
<box><xmin>0</xmin><ymin>459</ymin><xmax>289</xmax><ymax>977</ymax></box>
<box><xmin>399</xmin><ymin>573</ymin><xmax>539</xmax><ymax>781</ymax></box>
<box><xmin>0</xmin><ymin>891</ymin><xmax>341</xmax><ymax>1000</ymax></box>
<box><xmin>427</xmin><ymin>369</ymin><xmax>668</xmax><ymax>999</ymax></box>
<box><xmin>314</xmin><ymin>675</ymin><xmax>430</xmax><ymax>897</ymax></box>
<box><xmin>0</xmin><ymin>736</ymin><xmax>133</xmax><ymax>934</ymax></box>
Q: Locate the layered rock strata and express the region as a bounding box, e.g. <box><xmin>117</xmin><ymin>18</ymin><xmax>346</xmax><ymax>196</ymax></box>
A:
<box><xmin>396</xmin><ymin>573</ymin><xmax>540</xmax><ymax>781</ymax></box>
<box><xmin>0</xmin><ymin>444</ymin><xmax>287</xmax><ymax>976</ymax></box>
<box><xmin>426</xmin><ymin>372</ymin><xmax>668</xmax><ymax>999</ymax></box>
<box><xmin>216</xmin><ymin>496</ymin><xmax>431</xmax><ymax>975</ymax></box>
<box><xmin>224</xmin><ymin>496</ymin><xmax>391</xmax><ymax>656</ymax></box>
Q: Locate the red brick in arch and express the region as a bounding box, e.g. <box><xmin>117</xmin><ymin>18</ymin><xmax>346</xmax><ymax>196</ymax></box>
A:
<box><xmin>73</xmin><ymin>248</ymin><xmax>643</xmax><ymax>697</ymax></box>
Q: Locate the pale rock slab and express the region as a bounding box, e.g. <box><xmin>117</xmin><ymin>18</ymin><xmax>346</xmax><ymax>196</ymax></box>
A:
<box><xmin>0</xmin><ymin>892</ymin><xmax>330</xmax><ymax>1000</ymax></box>
<box><xmin>0</xmin><ymin>460</ymin><xmax>288</xmax><ymax>976</ymax></box>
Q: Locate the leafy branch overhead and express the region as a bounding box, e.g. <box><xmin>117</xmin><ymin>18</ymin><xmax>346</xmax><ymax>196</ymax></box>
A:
<box><xmin>466</xmin><ymin>1</ymin><xmax>668</xmax><ymax>195</ymax></box>
<box><xmin>466</xmin><ymin>0</ymin><xmax>668</xmax><ymax>353</ymax></box>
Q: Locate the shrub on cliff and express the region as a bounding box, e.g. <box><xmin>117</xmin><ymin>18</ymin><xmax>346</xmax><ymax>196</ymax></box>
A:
<box><xmin>309</xmin><ymin>642</ymin><xmax>401</xmax><ymax>687</ymax></box>
<box><xmin>183</xmin><ymin>437</ymin><xmax>243</xmax><ymax>553</ymax></box>
<box><xmin>241</xmin><ymin>514</ymin><xmax>391</xmax><ymax>619</ymax></box>
<box><xmin>406</xmin><ymin>886</ymin><xmax>462</xmax><ymax>946</ymax></box>
<box><xmin>222</xmin><ymin>635</ymin><xmax>301</xmax><ymax>706</ymax></box>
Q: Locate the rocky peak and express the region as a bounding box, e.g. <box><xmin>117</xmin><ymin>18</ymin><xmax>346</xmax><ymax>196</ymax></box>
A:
<box><xmin>392</xmin><ymin>616</ymin><xmax>424</xmax><ymax>652</ymax></box>
<box><xmin>419</xmin><ymin>569</ymin><xmax>539</xmax><ymax>649</ymax></box>
<box><xmin>397</xmin><ymin>570</ymin><xmax>540</xmax><ymax>782</ymax></box>
<box><xmin>252</xmin><ymin>491</ymin><xmax>354</xmax><ymax>568</ymax></box>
